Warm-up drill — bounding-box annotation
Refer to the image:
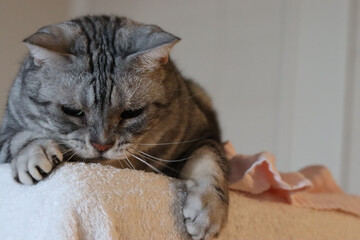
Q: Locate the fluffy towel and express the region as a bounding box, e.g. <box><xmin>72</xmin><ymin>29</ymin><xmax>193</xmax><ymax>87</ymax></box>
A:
<box><xmin>1</xmin><ymin>162</ymin><xmax>360</xmax><ymax>240</ymax></box>
<box><xmin>224</xmin><ymin>142</ymin><xmax>360</xmax><ymax>217</ymax></box>
<box><xmin>0</xmin><ymin>163</ymin><xmax>186</xmax><ymax>240</ymax></box>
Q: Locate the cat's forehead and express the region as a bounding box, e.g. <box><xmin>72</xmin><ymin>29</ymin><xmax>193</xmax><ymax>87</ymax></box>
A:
<box><xmin>29</xmin><ymin>15</ymin><xmax>177</xmax><ymax>109</ymax></box>
<box><xmin>70</xmin><ymin>16</ymin><xmax>133</xmax><ymax>57</ymax></box>
<box><xmin>73</xmin><ymin>73</ymin><xmax>161</xmax><ymax>109</ymax></box>
<box><xmin>68</xmin><ymin>15</ymin><xmax>178</xmax><ymax>58</ymax></box>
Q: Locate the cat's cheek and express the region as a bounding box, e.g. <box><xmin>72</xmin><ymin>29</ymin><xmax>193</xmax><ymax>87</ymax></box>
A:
<box><xmin>74</xmin><ymin>145</ymin><xmax>99</xmax><ymax>159</ymax></box>
<box><xmin>102</xmin><ymin>147</ymin><xmax>125</xmax><ymax>160</ymax></box>
<box><xmin>102</xmin><ymin>149</ymin><xmax>117</xmax><ymax>159</ymax></box>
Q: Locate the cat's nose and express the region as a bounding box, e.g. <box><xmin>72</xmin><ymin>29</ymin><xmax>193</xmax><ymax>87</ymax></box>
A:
<box><xmin>91</xmin><ymin>142</ymin><xmax>113</xmax><ymax>152</ymax></box>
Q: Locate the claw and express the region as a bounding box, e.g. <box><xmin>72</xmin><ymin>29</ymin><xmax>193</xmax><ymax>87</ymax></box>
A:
<box><xmin>52</xmin><ymin>155</ymin><xmax>60</xmax><ymax>165</ymax></box>
<box><xmin>11</xmin><ymin>139</ymin><xmax>63</xmax><ymax>185</ymax></box>
<box><xmin>183</xmin><ymin>182</ymin><xmax>227</xmax><ymax>240</ymax></box>
<box><xmin>36</xmin><ymin>166</ymin><xmax>48</xmax><ymax>177</ymax></box>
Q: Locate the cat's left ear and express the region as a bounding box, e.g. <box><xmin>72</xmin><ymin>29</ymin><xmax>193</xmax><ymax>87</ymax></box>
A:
<box><xmin>23</xmin><ymin>23</ymin><xmax>78</xmax><ymax>66</ymax></box>
<box><xmin>125</xmin><ymin>25</ymin><xmax>180</xmax><ymax>66</ymax></box>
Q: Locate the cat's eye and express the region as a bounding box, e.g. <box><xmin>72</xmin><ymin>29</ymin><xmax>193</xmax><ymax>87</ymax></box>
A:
<box><xmin>121</xmin><ymin>108</ymin><xmax>144</xmax><ymax>119</ymax></box>
<box><xmin>61</xmin><ymin>106</ymin><xmax>85</xmax><ymax>117</ymax></box>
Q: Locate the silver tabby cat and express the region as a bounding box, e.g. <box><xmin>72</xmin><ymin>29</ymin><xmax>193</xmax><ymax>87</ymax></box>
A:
<box><xmin>0</xmin><ymin>15</ymin><xmax>228</xmax><ymax>240</ymax></box>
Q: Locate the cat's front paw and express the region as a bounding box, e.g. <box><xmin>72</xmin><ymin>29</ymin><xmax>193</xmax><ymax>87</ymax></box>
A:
<box><xmin>11</xmin><ymin>139</ymin><xmax>63</xmax><ymax>185</ymax></box>
<box><xmin>183</xmin><ymin>179</ymin><xmax>228</xmax><ymax>240</ymax></box>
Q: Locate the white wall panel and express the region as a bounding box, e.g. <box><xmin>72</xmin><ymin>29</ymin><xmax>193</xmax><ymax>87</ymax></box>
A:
<box><xmin>275</xmin><ymin>0</ymin><xmax>301</xmax><ymax>171</ymax></box>
<box><xmin>290</xmin><ymin>0</ymin><xmax>350</xmax><ymax>183</ymax></box>
<box><xmin>344</xmin><ymin>0</ymin><xmax>360</xmax><ymax>194</ymax></box>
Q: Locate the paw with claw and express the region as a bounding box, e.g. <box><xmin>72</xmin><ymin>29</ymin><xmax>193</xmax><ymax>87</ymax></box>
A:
<box><xmin>11</xmin><ymin>139</ymin><xmax>63</xmax><ymax>184</ymax></box>
<box><xmin>183</xmin><ymin>180</ymin><xmax>228</xmax><ymax>240</ymax></box>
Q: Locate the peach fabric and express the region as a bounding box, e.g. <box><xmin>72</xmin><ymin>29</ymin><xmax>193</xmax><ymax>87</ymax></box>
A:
<box><xmin>224</xmin><ymin>141</ymin><xmax>360</xmax><ymax>217</ymax></box>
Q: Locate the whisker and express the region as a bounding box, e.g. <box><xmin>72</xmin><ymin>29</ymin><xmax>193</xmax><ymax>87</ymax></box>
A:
<box><xmin>122</xmin><ymin>157</ymin><xmax>132</xmax><ymax>169</ymax></box>
<box><xmin>57</xmin><ymin>143</ymin><xmax>78</xmax><ymax>154</ymax></box>
<box><xmin>119</xmin><ymin>160</ymin><xmax>125</xmax><ymax>169</ymax></box>
<box><xmin>132</xmin><ymin>151</ymin><xmax>182</xmax><ymax>175</ymax></box>
<box><xmin>125</xmin><ymin>156</ymin><xmax>136</xmax><ymax>170</ymax></box>
<box><xmin>127</xmin><ymin>151</ymin><xmax>163</xmax><ymax>174</ymax></box>
<box><xmin>136</xmin><ymin>137</ymin><xmax>207</xmax><ymax>146</ymax></box>
<box><xmin>61</xmin><ymin>148</ymin><xmax>74</xmax><ymax>155</ymax></box>
<box><xmin>130</xmin><ymin>147</ymin><xmax>191</xmax><ymax>163</ymax></box>
<box><xmin>117</xmin><ymin>158</ymin><xmax>125</xmax><ymax>169</ymax></box>
<box><xmin>58</xmin><ymin>142</ymin><xmax>71</xmax><ymax>148</ymax></box>
<box><xmin>64</xmin><ymin>152</ymin><xmax>77</xmax><ymax>163</ymax></box>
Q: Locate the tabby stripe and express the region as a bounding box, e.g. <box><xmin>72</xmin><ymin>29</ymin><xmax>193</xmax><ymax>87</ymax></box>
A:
<box><xmin>101</xmin><ymin>15</ymin><xmax>110</xmax><ymax>23</ymax></box>
<box><xmin>5</xmin><ymin>141</ymin><xmax>12</xmax><ymax>163</ymax></box>
<box><xmin>102</xmin><ymin>58</ymin><xmax>109</xmax><ymax>109</ymax></box>
<box><xmin>29</xmin><ymin>96</ymin><xmax>51</xmax><ymax>106</ymax></box>
<box><xmin>112</xmin><ymin>17</ymin><xmax>121</xmax><ymax>56</ymax></box>
<box><xmin>95</xmin><ymin>53</ymin><xmax>102</xmax><ymax>107</ymax></box>
<box><xmin>8</xmin><ymin>100</ymin><xmax>26</xmax><ymax>127</ymax></box>
<box><xmin>101</xmin><ymin>15</ymin><xmax>111</xmax><ymax>47</ymax></box>
<box><xmin>108</xmin><ymin>81</ymin><xmax>114</xmax><ymax>105</ymax></box>
<box><xmin>1</xmin><ymin>141</ymin><xmax>13</xmax><ymax>163</ymax></box>
<box><xmin>11</xmin><ymin>137</ymin><xmax>42</xmax><ymax>157</ymax></box>
<box><xmin>214</xmin><ymin>185</ymin><xmax>229</xmax><ymax>204</ymax></box>
<box><xmin>153</xmin><ymin>101</ymin><xmax>171</xmax><ymax>109</ymax></box>
<box><xmin>72</xmin><ymin>138</ymin><xmax>86</xmax><ymax>144</ymax></box>
<box><xmin>125</xmin><ymin>119</ymin><xmax>147</xmax><ymax>136</ymax></box>
<box><xmin>26</xmin><ymin>114</ymin><xmax>45</xmax><ymax>123</ymax></box>
<box><xmin>72</xmin><ymin>19</ymin><xmax>94</xmax><ymax>73</ymax></box>
<box><xmin>108</xmin><ymin>17</ymin><xmax>116</xmax><ymax>73</ymax></box>
<box><xmin>27</xmin><ymin>116</ymin><xmax>52</xmax><ymax>132</ymax></box>
<box><xmin>92</xmin><ymin>82</ymin><xmax>98</xmax><ymax>105</ymax></box>
<box><xmin>102</xmin><ymin>16</ymin><xmax>116</xmax><ymax>74</ymax></box>
<box><xmin>85</xmin><ymin>16</ymin><xmax>99</xmax><ymax>48</ymax></box>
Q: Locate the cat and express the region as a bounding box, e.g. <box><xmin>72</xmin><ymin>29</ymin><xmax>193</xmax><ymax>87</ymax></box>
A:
<box><xmin>0</xmin><ymin>15</ymin><xmax>229</xmax><ymax>240</ymax></box>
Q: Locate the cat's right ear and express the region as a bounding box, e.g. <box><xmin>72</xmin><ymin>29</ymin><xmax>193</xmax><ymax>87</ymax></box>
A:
<box><xmin>23</xmin><ymin>23</ymin><xmax>78</xmax><ymax>67</ymax></box>
<box><xmin>124</xmin><ymin>24</ymin><xmax>180</xmax><ymax>67</ymax></box>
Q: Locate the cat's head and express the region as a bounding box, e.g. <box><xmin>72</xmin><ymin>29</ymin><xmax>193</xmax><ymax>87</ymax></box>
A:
<box><xmin>22</xmin><ymin>15</ymin><xmax>181</xmax><ymax>161</ymax></box>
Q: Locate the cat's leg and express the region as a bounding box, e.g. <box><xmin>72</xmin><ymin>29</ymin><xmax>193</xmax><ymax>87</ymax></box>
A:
<box><xmin>0</xmin><ymin>131</ymin><xmax>63</xmax><ymax>185</ymax></box>
<box><xmin>181</xmin><ymin>143</ymin><xmax>229</xmax><ymax>240</ymax></box>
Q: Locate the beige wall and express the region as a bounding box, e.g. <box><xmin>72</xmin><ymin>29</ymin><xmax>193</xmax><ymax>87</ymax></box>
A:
<box><xmin>0</xmin><ymin>0</ymin><xmax>69</xmax><ymax>117</ymax></box>
<box><xmin>0</xmin><ymin>0</ymin><xmax>359</xmax><ymax>194</ymax></box>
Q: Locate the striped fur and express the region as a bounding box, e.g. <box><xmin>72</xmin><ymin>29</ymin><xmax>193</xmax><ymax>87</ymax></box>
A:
<box><xmin>0</xmin><ymin>15</ymin><xmax>228</xmax><ymax>239</ymax></box>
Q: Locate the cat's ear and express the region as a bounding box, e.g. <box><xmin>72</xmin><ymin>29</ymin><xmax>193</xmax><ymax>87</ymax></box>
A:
<box><xmin>23</xmin><ymin>23</ymin><xmax>78</xmax><ymax>66</ymax></box>
<box><xmin>125</xmin><ymin>25</ymin><xmax>180</xmax><ymax>66</ymax></box>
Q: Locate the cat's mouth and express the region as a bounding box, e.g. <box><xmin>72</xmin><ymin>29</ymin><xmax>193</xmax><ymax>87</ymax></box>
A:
<box><xmin>62</xmin><ymin>152</ymin><xmax>109</xmax><ymax>163</ymax></box>
<box><xmin>61</xmin><ymin>141</ymin><xmax>131</xmax><ymax>163</ymax></box>
<box><xmin>80</xmin><ymin>157</ymin><xmax>129</xmax><ymax>169</ymax></box>
<box><xmin>67</xmin><ymin>150</ymin><xmax>129</xmax><ymax>163</ymax></box>
<box><xmin>82</xmin><ymin>156</ymin><xmax>107</xmax><ymax>161</ymax></box>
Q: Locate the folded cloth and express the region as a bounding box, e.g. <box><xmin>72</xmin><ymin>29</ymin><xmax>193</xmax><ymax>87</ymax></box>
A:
<box><xmin>224</xmin><ymin>141</ymin><xmax>360</xmax><ymax>217</ymax></box>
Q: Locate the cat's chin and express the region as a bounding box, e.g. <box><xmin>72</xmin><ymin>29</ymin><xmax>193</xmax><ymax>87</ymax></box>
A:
<box><xmin>83</xmin><ymin>158</ymin><xmax>127</xmax><ymax>169</ymax></box>
<box><xmin>81</xmin><ymin>157</ymin><xmax>110</xmax><ymax>163</ymax></box>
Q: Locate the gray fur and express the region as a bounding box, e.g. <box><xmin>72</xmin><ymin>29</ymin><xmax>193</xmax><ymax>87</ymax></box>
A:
<box><xmin>0</xmin><ymin>15</ymin><xmax>228</xmax><ymax>240</ymax></box>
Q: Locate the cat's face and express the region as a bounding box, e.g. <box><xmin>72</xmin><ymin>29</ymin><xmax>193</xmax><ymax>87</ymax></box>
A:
<box><xmin>40</xmin><ymin>65</ymin><xmax>167</xmax><ymax>160</ymax></box>
<box><xmin>23</xmin><ymin>16</ymin><xmax>180</xmax><ymax>161</ymax></box>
